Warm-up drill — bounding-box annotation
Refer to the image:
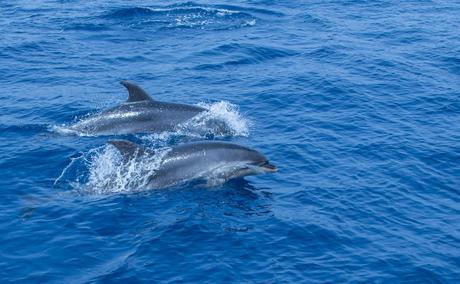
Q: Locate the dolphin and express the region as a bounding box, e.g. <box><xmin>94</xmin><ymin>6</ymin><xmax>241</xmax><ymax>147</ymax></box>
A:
<box><xmin>107</xmin><ymin>140</ymin><xmax>277</xmax><ymax>189</ymax></box>
<box><xmin>68</xmin><ymin>81</ymin><xmax>206</xmax><ymax>135</ymax></box>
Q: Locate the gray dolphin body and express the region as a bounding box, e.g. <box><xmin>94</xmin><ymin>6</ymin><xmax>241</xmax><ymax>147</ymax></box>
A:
<box><xmin>69</xmin><ymin>81</ymin><xmax>205</xmax><ymax>135</ymax></box>
<box><xmin>108</xmin><ymin>140</ymin><xmax>277</xmax><ymax>189</ymax></box>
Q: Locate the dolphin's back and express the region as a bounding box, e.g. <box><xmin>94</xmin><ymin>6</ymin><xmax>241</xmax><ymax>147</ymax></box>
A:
<box><xmin>167</xmin><ymin>141</ymin><xmax>259</xmax><ymax>157</ymax></box>
<box><xmin>71</xmin><ymin>100</ymin><xmax>205</xmax><ymax>135</ymax></box>
<box><xmin>69</xmin><ymin>81</ymin><xmax>206</xmax><ymax>135</ymax></box>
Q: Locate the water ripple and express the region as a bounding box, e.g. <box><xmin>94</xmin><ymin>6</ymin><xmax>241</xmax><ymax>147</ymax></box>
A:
<box><xmin>193</xmin><ymin>43</ymin><xmax>297</xmax><ymax>70</ymax></box>
<box><xmin>101</xmin><ymin>2</ymin><xmax>276</xmax><ymax>31</ymax></box>
<box><xmin>1</xmin><ymin>0</ymin><xmax>459</xmax><ymax>282</ymax></box>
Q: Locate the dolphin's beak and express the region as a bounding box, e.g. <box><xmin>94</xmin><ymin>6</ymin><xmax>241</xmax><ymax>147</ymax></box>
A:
<box><xmin>261</xmin><ymin>162</ymin><xmax>277</xmax><ymax>173</ymax></box>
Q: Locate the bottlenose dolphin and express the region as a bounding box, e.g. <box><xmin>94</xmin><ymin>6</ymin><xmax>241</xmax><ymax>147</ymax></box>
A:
<box><xmin>69</xmin><ymin>81</ymin><xmax>205</xmax><ymax>135</ymax></box>
<box><xmin>108</xmin><ymin>140</ymin><xmax>277</xmax><ymax>189</ymax></box>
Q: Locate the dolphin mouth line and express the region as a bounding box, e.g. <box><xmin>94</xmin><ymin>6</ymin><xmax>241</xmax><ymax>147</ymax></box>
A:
<box><xmin>259</xmin><ymin>162</ymin><xmax>277</xmax><ymax>172</ymax></box>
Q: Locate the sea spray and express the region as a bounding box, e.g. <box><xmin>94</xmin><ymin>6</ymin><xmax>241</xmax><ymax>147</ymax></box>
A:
<box><xmin>84</xmin><ymin>146</ymin><xmax>170</xmax><ymax>194</ymax></box>
<box><xmin>55</xmin><ymin>145</ymin><xmax>170</xmax><ymax>194</ymax></box>
<box><xmin>141</xmin><ymin>100</ymin><xmax>250</xmax><ymax>144</ymax></box>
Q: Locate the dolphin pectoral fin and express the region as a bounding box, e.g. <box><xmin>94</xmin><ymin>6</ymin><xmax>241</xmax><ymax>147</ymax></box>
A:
<box><xmin>108</xmin><ymin>139</ymin><xmax>145</xmax><ymax>159</ymax></box>
<box><xmin>120</xmin><ymin>80</ymin><xmax>153</xmax><ymax>102</ymax></box>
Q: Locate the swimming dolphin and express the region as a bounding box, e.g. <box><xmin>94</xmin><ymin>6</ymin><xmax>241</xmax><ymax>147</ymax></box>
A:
<box><xmin>68</xmin><ymin>81</ymin><xmax>205</xmax><ymax>135</ymax></box>
<box><xmin>107</xmin><ymin>140</ymin><xmax>277</xmax><ymax>189</ymax></box>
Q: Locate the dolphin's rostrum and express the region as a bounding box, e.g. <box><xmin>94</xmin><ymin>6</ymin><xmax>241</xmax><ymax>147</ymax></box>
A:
<box><xmin>69</xmin><ymin>81</ymin><xmax>206</xmax><ymax>135</ymax></box>
<box><xmin>108</xmin><ymin>140</ymin><xmax>277</xmax><ymax>189</ymax></box>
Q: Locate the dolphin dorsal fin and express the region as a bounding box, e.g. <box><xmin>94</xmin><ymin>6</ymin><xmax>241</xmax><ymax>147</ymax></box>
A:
<box><xmin>108</xmin><ymin>140</ymin><xmax>145</xmax><ymax>159</ymax></box>
<box><xmin>120</xmin><ymin>80</ymin><xmax>153</xmax><ymax>102</ymax></box>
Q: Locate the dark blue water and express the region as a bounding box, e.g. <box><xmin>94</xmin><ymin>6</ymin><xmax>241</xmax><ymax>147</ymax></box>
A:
<box><xmin>1</xmin><ymin>0</ymin><xmax>459</xmax><ymax>282</ymax></box>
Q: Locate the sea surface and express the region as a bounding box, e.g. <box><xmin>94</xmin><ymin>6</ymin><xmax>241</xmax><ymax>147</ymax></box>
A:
<box><xmin>1</xmin><ymin>0</ymin><xmax>459</xmax><ymax>282</ymax></box>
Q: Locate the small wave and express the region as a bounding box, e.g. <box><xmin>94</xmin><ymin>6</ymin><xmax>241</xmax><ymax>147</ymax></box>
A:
<box><xmin>194</xmin><ymin>43</ymin><xmax>297</xmax><ymax>70</ymax></box>
<box><xmin>108</xmin><ymin>6</ymin><xmax>243</xmax><ymax>19</ymax></box>
<box><xmin>104</xmin><ymin>2</ymin><xmax>265</xmax><ymax>31</ymax></box>
<box><xmin>210</xmin><ymin>4</ymin><xmax>284</xmax><ymax>17</ymax></box>
<box><xmin>0</xmin><ymin>124</ymin><xmax>49</xmax><ymax>135</ymax></box>
<box><xmin>64</xmin><ymin>23</ymin><xmax>111</xmax><ymax>32</ymax></box>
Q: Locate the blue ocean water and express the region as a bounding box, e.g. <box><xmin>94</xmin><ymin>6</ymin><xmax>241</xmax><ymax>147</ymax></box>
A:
<box><xmin>1</xmin><ymin>0</ymin><xmax>459</xmax><ymax>282</ymax></box>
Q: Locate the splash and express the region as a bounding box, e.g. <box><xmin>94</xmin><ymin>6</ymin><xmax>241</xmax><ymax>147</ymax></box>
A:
<box><xmin>86</xmin><ymin>146</ymin><xmax>171</xmax><ymax>194</ymax></box>
<box><xmin>139</xmin><ymin>100</ymin><xmax>250</xmax><ymax>144</ymax></box>
<box><xmin>55</xmin><ymin>145</ymin><xmax>171</xmax><ymax>194</ymax></box>
<box><xmin>179</xmin><ymin>101</ymin><xmax>250</xmax><ymax>137</ymax></box>
<box><xmin>49</xmin><ymin>111</ymin><xmax>100</xmax><ymax>137</ymax></box>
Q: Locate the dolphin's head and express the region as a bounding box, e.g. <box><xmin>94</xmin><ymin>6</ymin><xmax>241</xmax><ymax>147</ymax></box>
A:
<box><xmin>221</xmin><ymin>153</ymin><xmax>276</xmax><ymax>181</ymax></box>
<box><xmin>244</xmin><ymin>150</ymin><xmax>277</xmax><ymax>173</ymax></box>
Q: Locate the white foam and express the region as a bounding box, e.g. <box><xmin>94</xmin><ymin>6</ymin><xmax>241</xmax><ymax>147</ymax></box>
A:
<box><xmin>179</xmin><ymin>100</ymin><xmax>250</xmax><ymax>136</ymax></box>
<box><xmin>244</xmin><ymin>19</ymin><xmax>256</xmax><ymax>26</ymax></box>
<box><xmin>50</xmin><ymin>124</ymin><xmax>97</xmax><ymax>137</ymax></box>
<box><xmin>83</xmin><ymin>146</ymin><xmax>170</xmax><ymax>194</ymax></box>
<box><xmin>54</xmin><ymin>145</ymin><xmax>170</xmax><ymax>194</ymax></box>
<box><xmin>50</xmin><ymin>124</ymin><xmax>77</xmax><ymax>135</ymax></box>
<box><xmin>146</xmin><ymin>6</ymin><xmax>240</xmax><ymax>16</ymax></box>
<box><xmin>140</xmin><ymin>100</ymin><xmax>250</xmax><ymax>144</ymax></box>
